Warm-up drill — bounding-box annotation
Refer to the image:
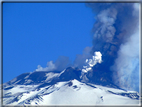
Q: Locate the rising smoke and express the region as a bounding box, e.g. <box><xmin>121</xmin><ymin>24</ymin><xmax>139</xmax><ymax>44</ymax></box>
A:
<box><xmin>73</xmin><ymin>46</ymin><xmax>92</xmax><ymax>69</ymax></box>
<box><xmin>36</xmin><ymin>56</ymin><xmax>72</xmax><ymax>72</ymax></box>
<box><xmin>86</xmin><ymin>3</ymin><xmax>140</xmax><ymax>92</ymax></box>
<box><xmin>35</xmin><ymin>3</ymin><xmax>140</xmax><ymax>92</ymax></box>
<box><xmin>82</xmin><ymin>51</ymin><xmax>102</xmax><ymax>73</ymax></box>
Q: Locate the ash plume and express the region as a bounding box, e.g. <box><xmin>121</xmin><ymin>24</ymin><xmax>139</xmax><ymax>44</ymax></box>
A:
<box><xmin>73</xmin><ymin>46</ymin><xmax>92</xmax><ymax>69</ymax></box>
<box><xmin>86</xmin><ymin>3</ymin><xmax>140</xmax><ymax>92</ymax></box>
<box><xmin>34</xmin><ymin>3</ymin><xmax>140</xmax><ymax>92</ymax></box>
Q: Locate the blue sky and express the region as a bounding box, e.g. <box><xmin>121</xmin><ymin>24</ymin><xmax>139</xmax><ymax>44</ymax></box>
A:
<box><xmin>3</xmin><ymin>3</ymin><xmax>95</xmax><ymax>83</ymax></box>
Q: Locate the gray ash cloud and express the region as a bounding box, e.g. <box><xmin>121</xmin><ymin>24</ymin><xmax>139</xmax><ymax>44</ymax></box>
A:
<box><xmin>86</xmin><ymin>3</ymin><xmax>140</xmax><ymax>92</ymax></box>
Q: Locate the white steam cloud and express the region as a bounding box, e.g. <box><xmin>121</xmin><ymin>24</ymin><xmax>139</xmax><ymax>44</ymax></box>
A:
<box><xmin>35</xmin><ymin>47</ymin><xmax>100</xmax><ymax>73</ymax></box>
<box><xmin>82</xmin><ymin>51</ymin><xmax>102</xmax><ymax>73</ymax></box>
<box><xmin>36</xmin><ymin>61</ymin><xmax>56</xmax><ymax>71</ymax></box>
<box><xmin>111</xmin><ymin>3</ymin><xmax>140</xmax><ymax>92</ymax></box>
<box><xmin>112</xmin><ymin>26</ymin><xmax>140</xmax><ymax>91</ymax></box>
<box><xmin>35</xmin><ymin>56</ymin><xmax>71</xmax><ymax>72</ymax></box>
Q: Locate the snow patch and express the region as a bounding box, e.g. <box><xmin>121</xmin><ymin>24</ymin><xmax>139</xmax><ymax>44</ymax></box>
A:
<box><xmin>10</xmin><ymin>78</ymin><xmax>17</xmax><ymax>83</ymax></box>
<box><xmin>45</xmin><ymin>72</ymin><xmax>59</xmax><ymax>81</ymax></box>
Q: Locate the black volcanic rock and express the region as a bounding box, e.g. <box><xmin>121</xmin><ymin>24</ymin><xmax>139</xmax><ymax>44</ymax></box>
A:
<box><xmin>59</xmin><ymin>67</ymin><xmax>82</xmax><ymax>81</ymax></box>
<box><xmin>67</xmin><ymin>81</ymin><xmax>73</xmax><ymax>87</ymax></box>
<box><xmin>84</xmin><ymin>64</ymin><xmax>122</xmax><ymax>89</ymax></box>
<box><xmin>5</xmin><ymin>71</ymin><xmax>61</xmax><ymax>86</ymax></box>
<box><xmin>4</xmin><ymin>66</ymin><xmax>122</xmax><ymax>90</ymax></box>
<box><xmin>5</xmin><ymin>72</ymin><xmax>30</xmax><ymax>85</ymax></box>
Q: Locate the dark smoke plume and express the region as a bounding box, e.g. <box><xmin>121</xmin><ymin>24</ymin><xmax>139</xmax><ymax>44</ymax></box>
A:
<box><xmin>34</xmin><ymin>3</ymin><xmax>140</xmax><ymax>92</ymax></box>
<box><xmin>86</xmin><ymin>3</ymin><xmax>140</xmax><ymax>92</ymax></box>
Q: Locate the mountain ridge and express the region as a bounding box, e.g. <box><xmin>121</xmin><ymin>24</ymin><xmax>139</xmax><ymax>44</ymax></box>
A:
<box><xmin>2</xmin><ymin>66</ymin><xmax>140</xmax><ymax>105</ymax></box>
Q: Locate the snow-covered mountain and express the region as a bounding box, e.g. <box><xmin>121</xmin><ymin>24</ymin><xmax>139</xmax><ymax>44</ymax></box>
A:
<box><xmin>1</xmin><ymin>67</ymin><xmax>141</xmax><ymax>105</ymax></box>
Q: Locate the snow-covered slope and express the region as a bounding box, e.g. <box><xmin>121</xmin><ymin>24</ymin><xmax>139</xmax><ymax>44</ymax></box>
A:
<box><xmin>2</xmin><ymin>79</ymin><xmax>140</xmax><ymax>105</ymax></box>
<box><xmin>1</xmin><ymin>67</ymin><xmax>141</xmax><ymax>106</ymax></box>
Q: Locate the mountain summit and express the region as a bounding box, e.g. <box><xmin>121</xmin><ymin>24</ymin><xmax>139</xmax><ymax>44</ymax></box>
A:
<box><xmin>2</xmin><ymin>66</ymin><xmax>140</xmax><ymax>105</ymax></box>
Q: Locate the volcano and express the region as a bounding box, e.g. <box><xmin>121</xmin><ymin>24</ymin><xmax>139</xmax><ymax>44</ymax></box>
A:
<box><xmin>1</xmin><ymin>66</ymin><xmax>140</xmax><ymax>106</ymax></box>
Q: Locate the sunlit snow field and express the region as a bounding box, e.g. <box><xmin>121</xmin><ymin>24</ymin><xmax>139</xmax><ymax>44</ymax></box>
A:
<box><xmin>2</xmin><ymin>79</ymin><xmax>140</xmax><ymax>105</ymax></box>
